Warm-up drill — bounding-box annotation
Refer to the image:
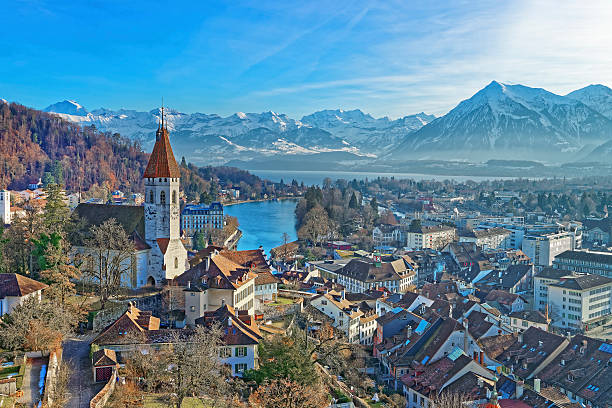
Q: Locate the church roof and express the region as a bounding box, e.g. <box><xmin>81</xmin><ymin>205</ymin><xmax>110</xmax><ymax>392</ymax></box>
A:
<box><xmin>73</xmin><ymin>203</ymin><xmax>145</xmax><ymax>242</ymax></box>
<box><xmin>143</xmin><ymin>119</ymin><xmax>180</xmax><ymax>179</ymax></box>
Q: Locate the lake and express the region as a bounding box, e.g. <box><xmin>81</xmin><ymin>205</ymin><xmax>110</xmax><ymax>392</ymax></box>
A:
<box><xmin>249</xmin><ymin>169</ymin><xmax>517</xmax><ymax>186</ymax></box>
<box><xmin>224</xmin><ymin>199</ymin><xmax>299</xmax><ymax>254</ymax></box>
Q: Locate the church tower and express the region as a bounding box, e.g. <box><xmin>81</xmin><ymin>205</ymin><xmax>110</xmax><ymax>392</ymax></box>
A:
<box><xmin>142</xmin><ymin>107</ymin><xmax>187</xmax><ymax>285</ymax></box>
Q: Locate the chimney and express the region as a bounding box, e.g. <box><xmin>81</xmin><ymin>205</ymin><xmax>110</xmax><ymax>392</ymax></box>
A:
<box><xmin>479</xmin><ymin>351</ymin><xmax>484</xmax><ymax>365</ymax></box>
<box><xmin>534</xmin><ymin>378</ymin><xmax>541</xmax><ymax>393</ymax></box>
<box><xmin>516</xmin><ymin>380</ymin><xmax>524</xmax><ymax>398</ymax></box>
<box><xmin>187</xmin><ymin>281</ymin><xmax>191</xmax><ymax>289</ymax></box>
<box><xmin>228</xmin><ymin>317</ymin><xmax>232</xmax><ymax>326</ymax></box>
<box><xmin>518</xmin><ymin>332</ymin><xmax>523</xmax><ymax>344</ymax></box>
<box><xmin>206</xmin><ymin>255</ymin><xmax>211</xmax><ymax>271</ymax></box>
<box><xmin>463</xmin><ymin>320</ymin><xmax>469</xmax><ymax>353</ymax></box>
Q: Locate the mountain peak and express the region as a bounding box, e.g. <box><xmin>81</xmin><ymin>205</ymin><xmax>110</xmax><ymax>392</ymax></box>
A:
<box><xmin>44</xmin><ymin>100</ymin><xmax>88</xmax><ymax>116</ymax></box>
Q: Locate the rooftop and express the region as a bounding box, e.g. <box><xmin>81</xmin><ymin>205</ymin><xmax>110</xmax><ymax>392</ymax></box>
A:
<box><xmin>549</xmin><ymin>274</ymin><xmax>612</xmax><ymax>290</ymax></box>
<box><xmin>0</xmin><ymin>273</ymin><xmax>47</xmax><ymax>298</ymax></box>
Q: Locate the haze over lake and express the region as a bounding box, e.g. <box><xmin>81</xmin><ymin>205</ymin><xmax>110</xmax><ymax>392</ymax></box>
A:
<box><xmin>249</xmin><ymin>170</ymin><xmax>518</xmax><ymax>186</ymax></box>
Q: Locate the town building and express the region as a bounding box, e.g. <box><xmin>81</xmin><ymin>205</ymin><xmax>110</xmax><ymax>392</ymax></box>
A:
<box><xmin>0</xmin><ymin>190</ymin><xmax>10</xmax><ymax>224</ymax></box>
<box><xmin>497</xmin><ymin>327</ymin><xmax>568</xmax><ymax>381</ymax></box>
<box><xmin>181</xmin><ymin>202</ymin><xmax>224</xmax><ymax>237</ymax></box>
<box><xmin>405</xmin><ymin>224</ymin><xmax>456</xmax><ymax>250</ymax></box>
<box><xmin>537</xmin><ymin>334</ymin><xmax>612</xmax><ymax>407</ymax></box>
<box><xmin>533</xmin><ymin>267</ymin><xmax>576</xmax><ymax>313</ymax></box>
<box><xmin>310</xmin><ymin>290</ymin><xmax>363</xmax><ymax>343</ymax></box>
<box><xmin>333</xmin><ymin>256</ymin><xmax>416</xmax><ymax>294</ymax></box>
<box><xmin>522</xmin><ymin>231</ymin><xmax>580</xmax><ymax>267</ymax></box>
<box><xmin>0</xmin><ymin>273</ymin><xmax>47</xmax><ymax>316</ymax></box>
<box><xmin>178</xmin><ymin>250</ymin><xmax>258</xmax><ymax>326</ymax></box>
<box><xmin>73</xmin><ymin>111</ymin><xmax>187</xmax><ymax>288</ymax></box>
<box><xmin>508</xmin><ymin>310</ymin><xmax>549</xmax><ymax>332</ymax></box>
<box><xmin>582</xmin><ymin>217</ymin><xmax>612</xmax><ymax>245</ymax></box>
<box><xmin>400</xmin><ymin>353</ymin><xmax>497</xmax><ymax>408</ymax></box>
<box><xmin>546</xmin><ymin>274</ymin><xmax>612</xmax><ymax>331</ymax></box>
<box><xmin>373</xmin><ymin>225</ymin><xmax>404</xmax><ymax>247</ymax></box>
<box><xmin>254</xmin><ymin>271</ymin><xmax>280</xmax><ymax>305</ymax></box>
<box><xmin>195</xmin><ymin>305</ymin><xmax>262</xmax><ymax>377</ymax></box>
<box><xmin>552</xmin><ymin>249</ymin><xmax>612</xmax><ymax>278</ymax></box>
<box><xmin>460</xmin><ymin>227</ymin><xmax>511</xmax><ymax>250</ymax></box>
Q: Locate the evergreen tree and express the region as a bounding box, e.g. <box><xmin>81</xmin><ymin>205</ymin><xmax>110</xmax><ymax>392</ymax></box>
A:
<box><xmin>370</xmin><ymin>196</ymin><xmax>378</xmax><ymax>211</ymax></box>
<box><xmin>43</xmin><ymin>183</ymin><xmax>70</xmax><ymax>235</ymax></box>
<box><xmin>349</xmin><ymin>192</ymin><xmax>359</xmax><ymax>209</ymax></box>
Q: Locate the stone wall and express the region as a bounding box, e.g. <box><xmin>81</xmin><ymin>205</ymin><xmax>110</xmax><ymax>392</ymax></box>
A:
<box><xmin>90</xmin><ymin>368</ymin><xmax>117</xmax><ymax>408</ymax></box>
<box><xmin>42</xmin><ymin>348</ymin><xmax>63</xmax><ymax>407</ymax></box>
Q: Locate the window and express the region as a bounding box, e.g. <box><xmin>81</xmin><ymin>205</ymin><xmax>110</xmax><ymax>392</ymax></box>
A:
<box><xmin>174</xmin><ymin>257</ymin><xmax>178</xmax><ymax>269</ymax></box>
<box><xmin>172</xmin><ymin>190</ymin><xmax>177</xmax><ymax>204</ymax></box>
<box><xmin>234</xmin><ymin>363</ymin><xmax>247</xmax><ymax>374</ymax></box>
<box><xmin>160</xmin><ymin>191</ymin><xmax>166</xmax><ymax>205</ymax></box>
<box><xmin>149</xmin><ymin>190</ymin><xmax>154</xmax><ymax>203</ymax></box>
<box><xmin>219</xmin><ymin>347</ymin><xmax>231</xmax><ymax>358</ymax></box>
<box><xmin>190</xmin><ymin>306</ymin><xmax>195</xmax><ymax>312</ymax></box>
<box><xmin>235</xmin><ymin>347</ymin><xmax>247</xmax><ymax>357</ymax></box>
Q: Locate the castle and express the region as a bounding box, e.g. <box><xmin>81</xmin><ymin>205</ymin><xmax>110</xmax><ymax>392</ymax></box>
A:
<box><xmin>74</xmin><ymin>108</ymin><xmax>187</xmax><ymax>288</ymax></box>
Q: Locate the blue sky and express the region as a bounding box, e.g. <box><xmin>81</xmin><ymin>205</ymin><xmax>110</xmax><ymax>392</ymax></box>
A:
<box><xmin>1</xmin><ymin>0</ymin><xmax>611</xmax><ymax>118</ymax></box>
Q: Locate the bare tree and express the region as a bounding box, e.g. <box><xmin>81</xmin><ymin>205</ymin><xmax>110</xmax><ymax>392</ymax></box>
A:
<box><xmin>0</xmin><ymin>297</ymin><xmax>76</xmax><ymax>351</ymax></box>
<box><xmin>249</xmin><ymin>379</ymin><xmax>327</xmax><ymax>408</ymax></box>
<box><xmin>431</xmin><ymin>391</ymin><xmax>473</xmax><ymax>407</ymax></box>
<box><xmin>298</xmin><ymin>206</ymin><xmax>333</xmax><ymax>246</ymax></box>
<box><xmin>83</xmin><ymin>218</ymin><xmax>134</xmax><ymax>309</ymax></box>
<box><xmin>122</xmin><ymin>325</ymin><xmax>235</xmax><ymax>408</ymax></box>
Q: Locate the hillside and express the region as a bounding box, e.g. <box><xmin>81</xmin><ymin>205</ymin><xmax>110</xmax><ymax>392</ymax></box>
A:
<box><xmin>0</xmin><ymin>101</ymin><xmax>152</xmax><ymax>191</ymax></box>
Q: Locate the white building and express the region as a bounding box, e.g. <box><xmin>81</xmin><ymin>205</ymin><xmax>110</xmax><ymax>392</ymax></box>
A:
<box><xmin>310</xmin><ymin>290</ymin><xmax>363</xmax><ymax>343</ymax></box>
<box><xmin>522</xmin><ymin>231</ymin><xmax>578</xmax><ymax>267</ymax></box>
<box><xmin>181</xmin><ymin>202</ymin><xmax>224</xmax><ymax>237</ymax></box>
<box><xmin>533</xmin><ymin>267</ymin><xmax>576</xmax><ymax>313</ymax></box>
<box><xmin>0</xmin><ymin>190</ymin><xmax>10</xmax><ymax>225</ymax></box>
<box><xmin>195</xmin><ymin>305</ymin><xmax>262</xmax><ymax>377</ymax></box>
<box><xmin>547</xmin><ymin>274</ymin><xmax>612</xmax><ymax>331</ymax></box>
<box><xmin>334</xmin><ymin>256</ymin><xmax>416</xmax><ymax>294</ymax></box>
<box><xmin>0</xmin><ymin>273</ymin><xmax>47</xmax><ymax>316</ymax></box>
<box><xmin>459</xmin><ymin>227</ymin><xmax>511</xmax><ymax>250</ymax></box>
<box><xmin>405</xmin><ymin>225</ymin><xmax>456</xmax><ymax>250</ymax></box>
<box><xmin>73</xmin><ymin>112</ymin><xmax>188</xmax><ymax>288</ymax></box>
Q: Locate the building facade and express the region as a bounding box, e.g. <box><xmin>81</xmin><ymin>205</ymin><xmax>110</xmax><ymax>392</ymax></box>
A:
<box><xmin>522</xmin><ymin>231</ymin><xmax>577</xmax><ymax>267</ymax></box>
<box><xmin>547</xmin><ymin>274</ymin><xmax>612</xmax><ymax>331</ymax></box>
<box><xmin>181</xmin><ymin>202</ymin><xmax>224</xmax><ymax>236</ymax></box>
<box><xmin>552</xmin><ymin>250</ymin><xmax>612</xmax><ymax>278</ymax></box>
<box><xmin>0</xmin><ymin>190</ymin><xmax>10</xmax><ymax>225</ymax></box>
<box><xmin>405</xmin><ymin>225</ymin><xmax>456</xmax><ymax>250</ymax></box>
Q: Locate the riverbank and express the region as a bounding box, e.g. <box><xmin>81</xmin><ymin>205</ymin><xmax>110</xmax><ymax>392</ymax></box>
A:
<box><xmin>222</xmin><ymin>196</ymin><xmax>300</xmax><ymax>207</ymax></box>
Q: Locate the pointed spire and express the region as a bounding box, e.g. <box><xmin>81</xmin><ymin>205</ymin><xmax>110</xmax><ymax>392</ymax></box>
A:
<box><xmin>161</xmin><ymin>96</ymin><xmax>165</xmax><ymax>130</ymax></box>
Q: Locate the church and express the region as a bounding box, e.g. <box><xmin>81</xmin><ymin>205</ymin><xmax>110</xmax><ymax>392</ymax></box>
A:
<box><xmin>73</xmin><ymin>109</ymin><xmax>188</xmax><ymax>288</ymax></box>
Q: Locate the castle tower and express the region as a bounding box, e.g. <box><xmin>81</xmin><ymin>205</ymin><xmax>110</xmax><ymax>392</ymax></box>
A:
<box><xmin>142</xmin><ymin>107</ymin><xmax>187</xmax><ymax>285</ymax></box>
<box><xmin>0</xmin><ymin>191</ymin><xmax>10</xmax><ymax>225</ymax></box>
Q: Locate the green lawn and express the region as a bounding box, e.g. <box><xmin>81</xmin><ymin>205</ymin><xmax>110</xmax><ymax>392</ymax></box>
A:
<box><xmin>143</xmin><ymin>395</ymin><xmax>208</xmax><ymax>408</ymax></box>
<box><xmin>269</xmin><ymin>296</ymin><xmax>296</xmax><ymax>306</ymax></box>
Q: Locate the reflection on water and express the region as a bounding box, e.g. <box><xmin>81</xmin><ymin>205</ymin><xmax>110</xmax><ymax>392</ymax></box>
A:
<box><xmin>224</xmin><ymin>199</ymin><xmax>298</xmax><ymax>254</ymax></box>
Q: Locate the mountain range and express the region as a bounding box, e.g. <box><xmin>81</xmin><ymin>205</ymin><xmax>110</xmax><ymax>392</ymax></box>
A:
<box><xmin>42</xmin><ymin>81</ymin><xmax>612</xmax><ymax>168</ymax></box>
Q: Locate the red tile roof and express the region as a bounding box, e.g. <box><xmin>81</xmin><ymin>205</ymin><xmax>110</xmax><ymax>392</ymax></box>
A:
<box><xmin>143</xmin><ymin>126</ymin><xmax>180</xmax><ymax>178</ymax></box>
<box><xmin>157</xmin><ymin>238</ymin><xmax>170</xmax><ymax>255</ymax></box>
<box><xmin>0</xmin><ymin>273</ymin><xmax>47</xmax><ymax>298</ymax></box>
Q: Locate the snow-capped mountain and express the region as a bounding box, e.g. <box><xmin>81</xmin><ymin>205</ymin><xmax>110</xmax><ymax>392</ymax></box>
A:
<box><xmin>301</xmin><ymin>109</ymin><xmax>434</xmax><ymax>151</ymax></box>
<box><xmin>43</xmin><ymin>100</ymin><xmax>88</xmax><ymax>116</ymax></box>
<box><xmin>566</xmin><ymin>84</ymin><xmax>612</xmax><ymax>120</ymax></box>
<box><xmin>42</xmin><ymin>103</ymin><xmax>366</xmax><ymax>165</ymax></box>
<box><xmin>392</xmin><ymin>81</ymin><xmax>612</xmax><ymax>161</ymax></box>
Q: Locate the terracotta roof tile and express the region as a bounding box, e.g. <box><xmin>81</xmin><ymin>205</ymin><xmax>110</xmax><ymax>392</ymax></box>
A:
<box><xmin>0</xmin><ymin>273</ymin><xmax>47</xmax><ymax>298</ymax></box>
<box><xmin>143</xmin><ymin>126</ymin><xmax>180</xmax><ymax>178</ymax></box>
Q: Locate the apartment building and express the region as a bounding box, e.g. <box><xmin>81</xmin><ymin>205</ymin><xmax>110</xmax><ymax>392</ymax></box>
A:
<box><xmin>181</xmin><ymin>202</ymin><xmax>224</xmax><ymax>236</ymax></box>
<box><xmin>553</xmin><ymin>250</ymin><xmax>612</xmax><ymax>278</ymax></box>
<box><xmin>522</xmin><ymin>231</ymin><xmax>578</xmax><ymax>267</ymax></box>
<box><xmin>459</xmin><ymin>227</ymin><xmax>511</xmax><ymax>250</ymax></box>
<box><xmin>547</xmin><ymin>274</ymin><xmax>612</xmax><ymax>331</ymax></box>
<box><xmin>533</xmin><ymin>267</ymin><xmax>576</xmax><ymax>313</ymax></box>
<box><xmin>405</xmin><ymin>225</ymin><xmax>456</xmax><ymax>250</ymax></box>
